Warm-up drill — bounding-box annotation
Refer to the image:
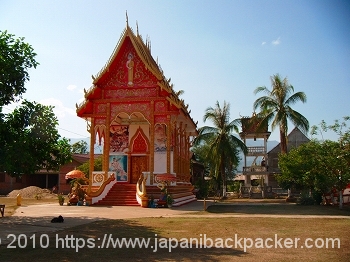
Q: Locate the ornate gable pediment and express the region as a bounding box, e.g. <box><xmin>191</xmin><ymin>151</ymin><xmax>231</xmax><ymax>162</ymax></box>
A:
<box><xmin>99</xmin><ymin>38</ymin><xmax>158</xmax><ymax>91</ymax></box>
<box><xmin>77</xmin><ymin>22</ymin><xmax>198</xmax><ymax>134</ymax></box>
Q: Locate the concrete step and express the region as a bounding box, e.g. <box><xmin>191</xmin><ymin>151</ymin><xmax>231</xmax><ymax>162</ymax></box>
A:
<box><xmin>94</xmin><ymin>183</ymin><xmax>138</xmax><ymax>206</ymax></box>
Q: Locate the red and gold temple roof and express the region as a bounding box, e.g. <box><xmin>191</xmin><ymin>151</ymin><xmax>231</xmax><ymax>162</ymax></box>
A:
<box><xmin>76</xmin><ymin>20</ymin><xmax>197</xmax><ymax>134</ymax></box>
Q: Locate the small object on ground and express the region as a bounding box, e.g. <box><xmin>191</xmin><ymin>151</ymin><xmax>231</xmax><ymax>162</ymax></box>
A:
<box><xmin>51</xmin><ymin>215</ymin><xmax>64</xmax><ymax>223</ymax></box>
<box><xmin>0</xmin><ymin>204</ymin><xmax>5</xmax><ymax>217</ymax></box>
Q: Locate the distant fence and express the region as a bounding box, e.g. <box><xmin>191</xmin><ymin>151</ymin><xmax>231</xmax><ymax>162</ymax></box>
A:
<box><xmin>236</xmin><ymin>187</ymin><xmax>290</xmax><ymax>198</ymax></box>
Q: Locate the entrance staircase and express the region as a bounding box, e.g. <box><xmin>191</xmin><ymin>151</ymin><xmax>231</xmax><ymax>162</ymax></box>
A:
<box><xmin>94</xmin><ymin>183</ymin><xmax>139</xmax><ymax>206</ymax></box>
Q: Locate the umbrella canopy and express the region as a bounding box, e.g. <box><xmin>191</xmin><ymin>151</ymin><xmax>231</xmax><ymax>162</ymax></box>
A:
<box><xmin>155</xmin><ymin>173</ymin><xmax>177</xmax><ymax>182</ymax></box>
<box><xmin>65</xmin><ymin>169</ymin><xmax>86</xmax><ymax>180</ymax></box>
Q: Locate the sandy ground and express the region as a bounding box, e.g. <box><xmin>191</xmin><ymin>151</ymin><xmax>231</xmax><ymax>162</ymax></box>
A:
<box><xmin>1</xmin><ymin>200</ymin><xmax>349</xmax><ymax>246</ymax></box>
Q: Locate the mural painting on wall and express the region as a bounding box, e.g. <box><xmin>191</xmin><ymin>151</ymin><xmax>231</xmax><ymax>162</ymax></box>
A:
<box><xmin>154</xmin><ymin>124</ymin><xmax>167</xmax><ymax>152</ymax></box>
<box><xmin>110</xmin><ymin>125</ymin><xmax>129</xmax><ymax>152</ymax></box>
<box><xmin>109</xmin><ymin>155</ymin><xmax>128</xmax><ymax>181</ymax></box>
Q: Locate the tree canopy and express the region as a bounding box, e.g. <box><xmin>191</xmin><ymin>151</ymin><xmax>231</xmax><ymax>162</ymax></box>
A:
<box><xmin>0</xmin><ymin>100</ymin><xmax>72</xmax><ymax>176</ymax></box>
<box><xmin>0</xmin><ymin>30</ymin><xmax>39</xmax><ymax>106</ymax></box>
<box><xmin>277</xmin><ymin>140</ymin><xmax>341</xmax><ymax>194</ymax></box>
<box><xmin>71</xmin><ymin>140</ymin><xmax>89</xmax><ymax>154</ymax></box>
<box><xmin>0</xmin><ymin>31</ymin><xmax>71</xmax><ymax>176</ymax></box>
<box><xmin>77</xmin><ymin>156</ymin><xmax>103</xmax><ymax>177</ymax></box>
<box><xmin>278</xmin><ymin>117</ymin><xmax>350</xmax><ymax>207</ymax></box>
<box><xmin>193</xmin><ymin>101</ymin><xmax>247</xmax><ymax>196</ymax></box>
<box><xmin>253</xmin><ymin>74</ymin><xmax>309</xmax><ymax>154</ymax></box>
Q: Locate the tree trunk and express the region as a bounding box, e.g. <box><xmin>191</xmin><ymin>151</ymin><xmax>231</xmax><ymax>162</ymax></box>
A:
<box><xmin>221</xmin><ymin>162</ymin><xmax>226</xmax><ymax>198</ymax></box>
<box><xmin>339</xmin><ymin>190</ymin><xmax>343</xmax><ymax>210</ymax></box>
<box><xmin>222</xmin><ymin>180</ymin><xmax>226</xmax><ymax>198</ymax></box>
<box><xmin>279</xmin><ymin>128</ymin><xmax>287</xmax><ymax>154</ymax></box>
<box><xmin>221</xmin><ymin>171</ymin><xmax>226</xmax><ymax>198</ymax></box>
<box><xmin>280</xmin><ymin>128</ymin><xmax>291</xmax><ymax>198</ymax></box>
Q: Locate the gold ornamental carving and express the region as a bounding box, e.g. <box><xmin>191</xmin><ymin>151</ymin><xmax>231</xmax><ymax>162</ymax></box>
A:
<box><xmin>101</xmin><ymin>44</ymin><xmax>157</xmax><ymax>88</ymax></box>
<box><xmin>155</xmin><ymin>101</ymin><xmax>166</xmax><ymax>112</ymax></box>
<box><xmin>155</xmin><ymin>115</ymin><xmax>168</xmax><ymax>124</ymax></box>
<box><xmin>105</xmin><ymin>88</ymin><xmax>157</xmax><ymax>99</ymax></box>
<box><xmin>97</xmin><ymin>104</ymin><xmax>107</xmax><ymax>113</ymax></box>
<box><xmin>111</xmin><ymin>103</ymin><xmax>151</xmax><ymax>119</ymax></box>
<box><xmin>95</xmin><ymin>118</ymin><xmax>106</xmax><ymax>125</ymax></box>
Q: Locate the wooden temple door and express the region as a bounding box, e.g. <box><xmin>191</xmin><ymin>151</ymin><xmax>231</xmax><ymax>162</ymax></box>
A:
<box><xmin>130</xmin><ymin>156</ymin><xmax>148</xmax><ymax>184</ymax></box>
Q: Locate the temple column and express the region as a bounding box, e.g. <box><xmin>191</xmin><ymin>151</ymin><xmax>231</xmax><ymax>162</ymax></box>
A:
<box><xmin>173</xmin><ymin>122</ymin><xmax>178</xmax><ymax>174</ymax></box>
<box><xmin>149</xmin><ymin>101</ymin><xmax>155</xmax><ymax>185</ymax></box>
<box><xmin>104</xmin><ymin>103</ymin><xmax>111</xmax><ymax>174</ymax></box>
<box><xmin>179</xmin><ymin>122</ymin><xmax>183</xmax><ymax>174</ymax></box>
<box><xmin>166</xmin><ymin>115</ymin><xmax>171</xmax><ymax>173</ymax></box>
<box><xmin>89</xmin><ymin>118</ymin><xmax>95</xmax><ymax>192</ymax></box>
<box><xmin>185</xmin><ymin>129</ymin><xmax>190</xmax><ymax>180</ymax></box>
<box><xmin>127</xmin><ymin>150</ymin><xmax>131</xmax><ymax>183</ymax></box>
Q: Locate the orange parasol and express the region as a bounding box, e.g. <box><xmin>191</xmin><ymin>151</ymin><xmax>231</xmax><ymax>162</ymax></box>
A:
<box><xmin>65</xmin><ymin>169</ymin><xmax>86</xmax><ymax>180</ymax></box>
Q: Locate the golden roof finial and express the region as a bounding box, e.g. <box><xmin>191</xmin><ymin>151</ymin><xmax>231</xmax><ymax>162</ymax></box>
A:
<box><xmin>136</xmin><ymin>21</ymin><xmax>139</xmax><ymax>35</ymax></box>
<box><xmin>126</xmin><ymin>10</ymin><xmax>129</xmax><ymax>26</ymax></box>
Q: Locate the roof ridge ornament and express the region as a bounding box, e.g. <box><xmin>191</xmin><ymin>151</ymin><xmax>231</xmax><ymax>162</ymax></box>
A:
<box><xmin>126</xmin><ymin>10</ymin><xmax>129</xmax><ymax>26</ymax></box>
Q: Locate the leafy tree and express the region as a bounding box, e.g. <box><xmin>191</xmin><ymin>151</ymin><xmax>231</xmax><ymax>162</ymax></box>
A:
<box><xmin>77</xmin><ymin>156</ymin><xmax>103</xmax><ymax>177</ymax></box>
<box><xmin>0</xmin><ymin>31</ymin><xmax>72</xmax><ymax>179</ymax></box>
<box><xmin>253</xmin><ymin>74</ymin><xmax>309</xmax><ymax>154</ymax></box>
<box><xmin>71</xmin><ymin>140</ymin><xmax>88</xmax><ymax>154</ymax></box>
<box><xmin>278</xmin><ymin>140</ymin><xmax>338</xmax><ymax>195</ymax></box>
<box><xmin>311</xmin><ymin>116</ymin><xmax>350</xmax><ymax>208</ymax></box>
<box><xmin>278</xmin><ymin>138</ymin><xmax>350</xmax><ymax>207</ymax></box>
<box><xmin>192</xmin><ymin>143</ymin><xmax>218</xmax><ymax>197</ymax></box>
<box><xmin>0</xmin><ymin>100</ymin><xmax>72</xmax><ymax>176</ymax></box>
<box><xmin>0</xmin><ymin>31</ymin><xmax>39</xmax><ymax>106</ymax></box>
<box><xmin>193</xmin><ymin>101</ymin><xmax>247</xmax><ymax>197</ymax></box>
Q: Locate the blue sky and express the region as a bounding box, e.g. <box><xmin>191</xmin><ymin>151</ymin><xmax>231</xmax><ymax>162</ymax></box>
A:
<box><xmin>1</xmin><ymin>0</ymin><xmax>349</xmax><ymax>142</ymax></box>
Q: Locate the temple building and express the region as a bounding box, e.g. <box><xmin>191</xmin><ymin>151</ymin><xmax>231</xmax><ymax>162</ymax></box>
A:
<box><xmin>75</xmin><ymin>18</ymin><xmax>198</xmax><ymax>206</ymax></box>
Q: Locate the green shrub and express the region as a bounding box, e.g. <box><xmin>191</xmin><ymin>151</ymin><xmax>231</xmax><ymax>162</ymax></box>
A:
<box><xmin>297</xmin><ymin>191</ymin><xmax>315</xmax><ymax>205</ymax></box>
<box><xmin>227</xmin><ymin>181</ymin><xmax>241</xmax><ymax>193</ymax></box>
<box><xmin>194</xmin><ymin>179</ymin><xmax>209</xmax><ymax>199</ymax></box>
<box><xmin>312</xmin><ymin>191</ymin><xmax>323</xmax><ymax>205</ymax></box>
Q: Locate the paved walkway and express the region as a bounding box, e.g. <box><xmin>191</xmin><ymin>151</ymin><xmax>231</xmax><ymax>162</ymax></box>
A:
<box><xmin>1</xmin><ymin>200</ymin><xmax>349</xmax><ymax>245</ymax></box>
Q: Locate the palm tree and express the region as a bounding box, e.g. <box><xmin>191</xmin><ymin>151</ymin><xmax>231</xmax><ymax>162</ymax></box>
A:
<box><xmin>193</xmin><ymin>101</ymin><xmax>247</xmax><ymax>197</ymax></box>
<box><xmin>253</xmin><ymin>74</ymin><xmax>309</xmax><ymax>154</ymax></box>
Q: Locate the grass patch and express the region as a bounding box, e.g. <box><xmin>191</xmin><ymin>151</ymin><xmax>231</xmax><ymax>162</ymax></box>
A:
<box><xmin>206</xmin><ymin>203</ymin><xmax>350</xmax><ymax>216</ymax></box>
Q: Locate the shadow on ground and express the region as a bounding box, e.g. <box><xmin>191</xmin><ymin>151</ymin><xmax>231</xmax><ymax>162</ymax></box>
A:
<box><xmin>0</xmin><ymin>219</ymin><xmax>246</xmax><ymax>262</ymax></box>
<box><xmin>0</xmin><ymin>215</ymin><xmax>101</xmax><ymax>245</ymax></box>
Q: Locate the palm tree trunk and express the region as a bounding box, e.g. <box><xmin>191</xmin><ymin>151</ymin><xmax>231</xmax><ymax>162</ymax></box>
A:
<box><xmin>221</xmin><ymin>161</ymin><xmax>226</xmax><ymax>198</ymax></box>
<box><xmin>280</xmin><ymin>128</ymin><xmax>291</xmax><ymax>197</ymax></box>
<box><xmin>279</xmin><ymin>128</ymin><xmax>287</xmax><ymax>154</ymax></box>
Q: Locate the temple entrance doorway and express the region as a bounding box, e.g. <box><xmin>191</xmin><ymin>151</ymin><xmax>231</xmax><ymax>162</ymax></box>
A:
<box><xmin>130</xmin><ymin>156</ymin><xmax>148</xmax><ymax>184</ymax></box>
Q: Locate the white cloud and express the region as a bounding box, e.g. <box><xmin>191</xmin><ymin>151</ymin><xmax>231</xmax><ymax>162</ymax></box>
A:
<box><xmin>272</xmin><ymin>37</ymin><xmax>281</xmax><ymax>45</ymax></box>
<box><xmin>67</xmin><ymin>85</ymin><xmax>77</xmax><ymax>91</ymax></box>
<box><xmin>261</xmin><ymin>41</ymin><xmax>266</xmax><ymax>45</ymax></box>
<box><xmin>40</xmin><ymin>98</ymin><xmax>76</xmax><ymax>118</ymax></box>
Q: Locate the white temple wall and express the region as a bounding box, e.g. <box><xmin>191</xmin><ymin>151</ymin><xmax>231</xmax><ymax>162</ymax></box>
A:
<box><xmin>154</xmin><ymin>152</ymin><xmax>167</xmax><ymax>173</ymax></box>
